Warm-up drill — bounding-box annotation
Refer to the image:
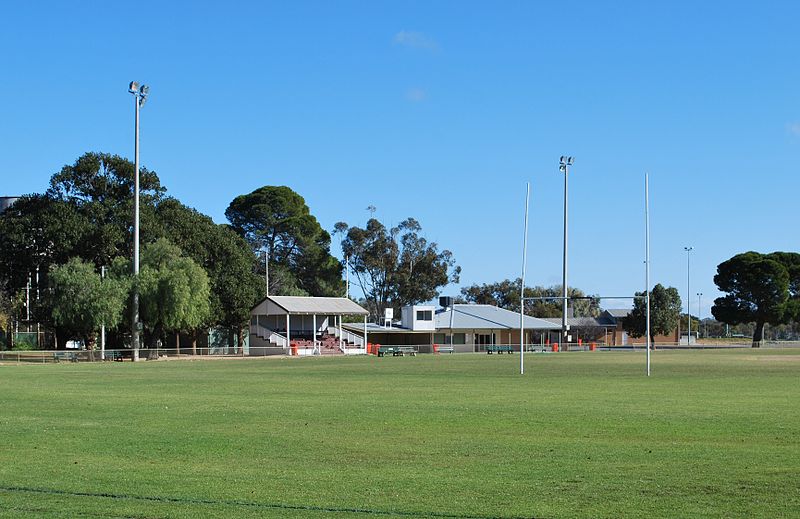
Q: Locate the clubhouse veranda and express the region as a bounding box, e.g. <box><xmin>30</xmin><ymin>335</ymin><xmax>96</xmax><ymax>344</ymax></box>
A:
<box><xmin>247</xmin><ymin>295</ymin><xmax>645</xmax><ymax>356</ymax></box>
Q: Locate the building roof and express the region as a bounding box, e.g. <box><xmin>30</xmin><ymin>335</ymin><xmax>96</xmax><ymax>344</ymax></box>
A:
<box><xmin>542</xmin><ymin>316</ymin><xmax>616</xmax><ymax>328</ymax></box>
<box><xmin>342</xmin><ymin>322</ymin><xmax>430</xmax><ymax>334</ymax></box>
<box><xmin>435</xmin><ymin>304</ymin><xmax>559</xmax><ymax>331</ymax></box>
<box><xmin>604</xmin><ymin>308</ymin><xmax>631</xmax><ymax>319</ymax></box>
<box><xmin>253</xmin><ymin>296</ymin><xmax>368</xmax><ymax>316</ymax></box>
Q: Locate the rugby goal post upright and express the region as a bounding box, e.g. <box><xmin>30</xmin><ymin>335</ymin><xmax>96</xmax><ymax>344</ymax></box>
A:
<box><xmin>645</xmin><ymin>173</ymin><xmax>652</xmax><ymax>377</ymax></box>
<box><xmin>520</xmin><ymin>182</ymin><xmax>530</xmax><ymax>375</ymax></box>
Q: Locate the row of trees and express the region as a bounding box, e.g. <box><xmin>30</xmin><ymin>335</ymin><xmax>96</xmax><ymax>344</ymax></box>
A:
<box><xmin>0</xmin><ymin>152</ymin><xmax>460</xmax><ymax>350</ymax></box>
<box><xmin>3</xmin><ymin>153</ymin><xmax>793</xmax><ymax>351</ymax></box>
<box><xmin>459</xmin><ymin>279</ymin><xmax>601</xmax><ymax>317</ymax></box>
<box><xmin>0</xmin><ymin>153</ymin><xmax>266</xmax><ymax>350</ymax></box>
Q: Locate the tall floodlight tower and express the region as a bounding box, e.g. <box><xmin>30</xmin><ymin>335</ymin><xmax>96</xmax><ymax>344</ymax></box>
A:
<box><xmin>129</xmin><ymin>81</ymin><xmax>149</xmax><ymax>362</ymax></box>
<box><xmin>559</xmin><ymin>156</ymin><xmax>574</xmax><ymax>349</ymax></box>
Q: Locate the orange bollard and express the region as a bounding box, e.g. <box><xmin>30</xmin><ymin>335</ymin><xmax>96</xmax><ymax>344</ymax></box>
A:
<box><xmin>368</xmin><ymin>343</ymin><xmax>373</xmax><ymax>355</ymax></box>
<box><xmin>291</xmin><ymin>341</ymin><xmax>298</xmax><ymax>356</ymax></box>
<box><xmin>433</xmin><ymin>343</ymin><xmax>439</xmax><ymax>354</ymax></box>
<box><xmin>552</xmin><ymin>343</ymin><xmax>559</xmax><ymax>352</ymax></box>
<box><xmin>590</xmin><ymin>342</ymin><xmax>596</xmax><ymax>351</ymax></box>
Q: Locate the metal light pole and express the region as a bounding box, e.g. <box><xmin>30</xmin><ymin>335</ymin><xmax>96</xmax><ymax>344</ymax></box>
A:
<box><xmin>697</xmin><ymin>292</ymin><xmax>703</xmax><ymax>339</ymax></box>
<box><xmin>684</xmin><ymin>246</ymin><xmax>693</xmax><ymax>346</ymax></box>
<box><xmin>559</xmin><ymin>156</ymin><xmax>574</xmax><ymax>350</ymax></box>
<box><xmin>129</xmin><ymin>81</ymin><xmax>149</xmax><ymax>362</ymax></box>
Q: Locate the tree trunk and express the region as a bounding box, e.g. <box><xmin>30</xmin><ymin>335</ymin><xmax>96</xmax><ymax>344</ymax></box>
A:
<box><xmin>752</xmin><ymin>321</ymin><xmax>765</xmax><ymax>348</ymax></box>
<box><xmin>238</xmin><ymin>326</ymin><xmax>246</xmax><ymax>356</ymax></box>
<box><xmin>55</xmin><ymin>326</ymin><xmax>68</xmax><ymax>350</ymax></box>
<box><xmin>148</xmin><ymin>324</ymin><xmax>163</xmax><ymax>349</ymax></box>
<box><xmin>191</xmin><ymin>330</ymin><xmax>197</xmax><ymax>356</ymax></box>
<box><xmin>175</xmin><ymin>332</ymin><xmax>180</xmax><ymax>355</ymax></box>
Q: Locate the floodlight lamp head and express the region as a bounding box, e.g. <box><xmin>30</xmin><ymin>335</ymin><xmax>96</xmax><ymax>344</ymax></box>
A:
<box><xmin>129</xmin><ymin>81</ymin><xmax>139</xmax><ymax>94</ymax></box>
<box><xmin>567</xmin><ymin>156</ymin><xmax>574</xmax><ymax>165</ymax></box>
<box><xmin>140</xmin><ymin>85</ymin><xmax>149</xmax><ymax>96</ymax></box>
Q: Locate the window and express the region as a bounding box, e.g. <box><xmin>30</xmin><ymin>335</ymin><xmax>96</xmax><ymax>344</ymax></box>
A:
<box><xmin>416</xmin><ymin>310</ymin><xmax>433</xmax><ymax>321</ymax></box>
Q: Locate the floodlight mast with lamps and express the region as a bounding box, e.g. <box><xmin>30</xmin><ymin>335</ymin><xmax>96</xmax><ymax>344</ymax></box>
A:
<box><xmin>129</xmin><ymin>81</ymin><xmax>149</xmax><ymax>362</ymax></box>
<box><xmin>559</xmin><ymin>156</ymin><xmax>574</xmax><ymax>349</ymax></box>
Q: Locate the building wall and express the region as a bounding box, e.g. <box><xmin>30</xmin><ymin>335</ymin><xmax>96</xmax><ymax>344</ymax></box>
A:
<box><xmin>609</xmin><ymin>324</ymin><xmax>679</xmax><ymax>345</ymax></box>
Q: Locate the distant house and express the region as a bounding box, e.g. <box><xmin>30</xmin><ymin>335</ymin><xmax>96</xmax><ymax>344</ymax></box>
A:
<box><xmin>343</xmin><ymin>303</ymin><xmax>560</xmax><ymax>353</ymax></box>
<box><xmin>597</xmin><ymin>309</ymin><xmax>679</xmax><ymax>345</ymax></box>
<box><xmin>538</xmin><ymin>309</ymin><xmax>680</xmax><ymax>346</ymax></box>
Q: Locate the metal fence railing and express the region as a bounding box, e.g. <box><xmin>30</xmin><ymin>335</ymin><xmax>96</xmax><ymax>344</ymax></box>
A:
<box><xmin>1</xmin><ymin>341</ymin><xmax>796</xmax><ymax>364</ymax></box>
<box><xmin>0</xmin><ymin>347</ymin><xmax>252</xmax><ymax>363</ymax></box>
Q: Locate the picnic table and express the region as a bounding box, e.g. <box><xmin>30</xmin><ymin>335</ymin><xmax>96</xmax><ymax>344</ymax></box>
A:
<box><xmin>486</xmin><ymin>345</ymin><xmax>513</xmax><ymax>354</ymax></box>
<box><xmin>377</xmin><ymin>346</ymin><xmax>418</xmax><ymax>357</ymax></box>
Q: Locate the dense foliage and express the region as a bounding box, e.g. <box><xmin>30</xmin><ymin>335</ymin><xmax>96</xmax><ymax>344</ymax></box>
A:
<box><xmin>336</xmin><ymin>217</ymin><xmax>460</xmax><ymax>319</ymax></box>
<box><xmin>226</xmin><ymin>186</ymin><xmax>343</xmax><ymax>297</ymax></box>
<box><xmin>0</xmin><ymin>152</ymin><xmax>263</xmax><ymax>349</ymax></box>
<box><xmin>712</xmin><ymin>251</ymin><xmax>800</xmax><ymax>347</ymax></box>
<box><xmin>459</xmin><ymin>279</ymin><xmax>600</xmax><ymax>317</ymax></box>
<box><xmin>623</xmin><ymin>284</ymin><xmax>682</xmax><ymax>343</ymax></box>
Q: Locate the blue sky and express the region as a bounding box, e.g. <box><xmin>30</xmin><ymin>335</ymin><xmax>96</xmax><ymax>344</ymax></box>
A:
<box><xmin>2</xmin><ymin>1</ymin><xmax>799</xmax><ymax>317</ymax></box>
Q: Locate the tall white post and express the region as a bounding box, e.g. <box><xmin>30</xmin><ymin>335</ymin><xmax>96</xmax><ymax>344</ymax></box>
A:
<box><xmin>286</xmin><ymin>314</ymin><xmax>291</xmax><ymax>350</ymax></box>
<box><xmin>312</xmin><ymin>314</ymin><xmax>317</xmax><ymax>355</ymax></box>
<box><xmin>645</xmin><ymin>174</ymin><xmax>651</xmax><ymax>376</ymax></box>
<box><xmin>363</xmin><ymin>315</ymin><xmax>368</xmax><ymax>354</ymax></box>
<box><xmin>684</xmin><ymin>246</ymin><xmax>693</xmax><ymax>345</ymax></box>
<box><xmin>345</xmin><ymin>256</ymin><xmax>350</xmax><ymax>298</ymax></box>
<box><xmin>520</xmin><ymin>182</ymin><xmax>530</xmax><ymax>375</ymax></box>
<box><xmin>338</xmin><ymin>315</ymin><xmax>343</xmax><ymax>351</ymax></box>
<box><xmin>101</xmin><ymin>266</ymin><xmax>106</xmax><ymax>361</ymax></box>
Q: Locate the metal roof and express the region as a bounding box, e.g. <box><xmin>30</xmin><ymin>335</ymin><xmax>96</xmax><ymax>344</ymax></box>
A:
<box><xmin>253</xmin><ymin>296</ymin><xmax>368</xmax><ymax>316</ymax></box>
<box><xmin>605</xmin><ymin>308</ymin><xmax>631</xmax><ymax>318</ymax></box>
<box><xmin>435</xmin><ymin>305</ymin><xmax>559</xmax><ymax>331</ymax></box>
<box><xmin>542</xmin><ymin>316</ymin><xmax>615</xmax><ymax>328</ymax></box>
<box><xmin>342</xmin><ymin>322</ymin><xmax>430</xmax><ymax>334</ymax></box>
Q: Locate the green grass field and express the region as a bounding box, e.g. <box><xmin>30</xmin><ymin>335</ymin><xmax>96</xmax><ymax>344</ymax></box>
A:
<box><xmin>1</xmin><ymin>349</ymin><xmax>798</xmax><ymax>518</ymax></box>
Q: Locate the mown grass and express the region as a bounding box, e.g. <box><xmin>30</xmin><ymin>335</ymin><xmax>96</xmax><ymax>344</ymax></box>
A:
<box><xmin>0</xmin><ymin>349</ymin><xmax>798</xmax><ymax>518</ymax></box>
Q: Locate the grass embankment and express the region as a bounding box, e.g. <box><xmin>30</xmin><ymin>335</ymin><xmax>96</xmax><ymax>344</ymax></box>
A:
<box><xmin>0</xmin><ymin>350</ymin><xmax>798</xmax><ymax>518</ymax></box>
